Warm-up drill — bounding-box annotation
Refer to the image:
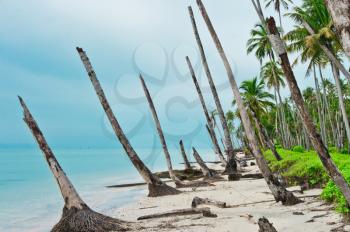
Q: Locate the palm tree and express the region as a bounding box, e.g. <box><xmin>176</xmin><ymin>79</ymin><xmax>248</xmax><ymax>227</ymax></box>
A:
<box><xmin>239</xmin><ymin>77</ymin><xmax>282</xmax><ymax>160</ymax></box>
<box><xmin>247</xmin><ymin>23</ymin><xmax>274</xmax><ymax>63</ymax></box>
<box><xmin>286</xmin><ymin>0</ymin><xmax>350</xmax><ymax>151</ymax></box>
<box><xmin>265</xmin><ymin>0</ymin><xmax>293</xmax><ymax>34</ymax></box>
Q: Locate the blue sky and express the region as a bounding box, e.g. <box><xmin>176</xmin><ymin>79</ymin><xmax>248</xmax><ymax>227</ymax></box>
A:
<box><xmin>0</xmin><ymin>0</ymin><xmax>313</xmax><ymax>149</ymax></box>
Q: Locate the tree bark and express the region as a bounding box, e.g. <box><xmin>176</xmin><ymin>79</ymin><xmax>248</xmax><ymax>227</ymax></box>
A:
<box><xmin>188</xmin><ymin>6</ymin><xmax>238</xmax><ymax>177</ymax></box>
<box><xmin>191</xmin><ymin>196</ymin><xmax>226</xmax><ymax>208</ymax></box>
<box><xmin>179</xmin><ymin>140</ymin><xmax>192</xmax><ymax>170</ymax></box>
<box><xmin>195</xmin><ymin>0</ymin><xmax>300</xmax><ymax>205</ymax></box>
<box><xmin>137</xmin><ymin>207</ymin><xmax>217</xmax><ymax>220</ymax></box>
<box><xmin>76</xmin><ymin>47</ymin><xmax>180</xmax><ymax>197</ymax></box>
<box><xmin>139</xmin><ymin>75</ymin><xmax>180</xmax><ymax>182</ymax></box>
<box><xmin>186</xmin><ymin>56</ymin><xmax>227</xmax><ymax>166</ymax></box>
<box><xmin>258</xmin><ymin>217</ymin><xmax>278</xmax><ymax>232</ymax></box>
<box><xmin>266</xmin><ymin>17</ymin><xmax>350</xmax><ymax>206</ymax></box>
<box><xmin>192</xmin><ymin>148</ymin><xmax>216</xmax><ymax>179</ymax></box>
<box><xmin>324</xmin><ymin>0</ymin><xmax>350</xmax><ymax>62</ymax></box>
<box><xmin>18</xmin><ymin>97</ymin><xmax>134</xmax><ymax>232</ymax></box>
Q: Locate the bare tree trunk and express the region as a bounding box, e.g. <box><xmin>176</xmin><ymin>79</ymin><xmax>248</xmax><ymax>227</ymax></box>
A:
<box><xmin>18</xmin><ymin>97</ymin><xmax>134</xmax><ymax>232</ymax></box>
<box><xmin>192</xmin><ymin>148</ymin><xmax>216</xmax><ymax>179</ymax></box>
<box><xmin>324</xmin><ymin>0</ymin><xmax>350</xmax><ymax>62</ymax></box>
<box><xmin>195</xmin><ymin>0</ymin><xmax>300</xmax><ymax>205</ymax></box>
<box><xmin>331</xmin><ymin>63</ymin><xmax>350</xmax><ymax>152</ymax></box>
<box><xmin>179</xmin><ymin>140</ymin><xmax>192</xmax><ymax>170</ymax></box>
<box><xmin>139</xmin><ymin>75</ymin><xmax>180</xmax><ymax>182</ymax></box>
<box><xmin>186</xmin><ymin>56</ymin><xmax>227</xmax><ymax>166</ymax></box>
<box><xmin>76</xmin><ymin>47</ymin><xmax>180</xmax><ymax>197</ymax></box>
<box><xmin>251</xmin><ymin>110</ymin><xmax>282</xmax><ymax>161</ymax></box>
<box><xmin>188</xmin><ymin>6</ymin><xmax>238</xmax><ymax>179</ymax></box>
<box><xmin>265</xmin><ymin>17</ymin><xmax>350</xmax><ymax>206</ymax></box>
<box><xmin>258</xmin><ymin>217</ymin><xmax>278</xmax><ymax>232</ymax></box>
<box><xmin>313</xmin><ymin>65</ymin><xmax>327</xmax><ymax>145</ymax></box>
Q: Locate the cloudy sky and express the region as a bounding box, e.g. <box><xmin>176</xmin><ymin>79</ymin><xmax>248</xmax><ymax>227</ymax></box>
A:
<box><xmin>0</xmin><ymin>0</ymin><xmax>312</xmax><ymax>149</ymax></box>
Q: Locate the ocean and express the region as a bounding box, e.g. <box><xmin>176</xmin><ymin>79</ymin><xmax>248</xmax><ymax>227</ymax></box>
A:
<box><xmin>0</xmin><ymin>147</ymin><xmax>214</xmax><ymax>231</ymax></box>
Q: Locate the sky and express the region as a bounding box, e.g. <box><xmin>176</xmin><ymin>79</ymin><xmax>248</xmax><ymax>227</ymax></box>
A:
<box><xmin>0</xmin><ymin>0</ymin><xmax>313</xmax><ymax>149</ymax></box>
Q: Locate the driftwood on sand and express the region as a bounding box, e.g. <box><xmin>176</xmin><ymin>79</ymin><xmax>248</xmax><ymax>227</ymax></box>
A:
<box><xmin>18</xmin><ymin>97</ymin><xmax>135</xmax><ymax>232</ymax></box>
<box><xmin>191</xmin><ymin>197</ymin><xmax>227</xmax><ymax>208</ymax></box>
<box><xmin>137</xmin><ymin>207</ymin><xmax>217</xmax><ymax>220</ymax></box>
<box><xmin>76</xmin><ymin>47</ymin><xmax>180</xmax><ymax>197</ymax></box>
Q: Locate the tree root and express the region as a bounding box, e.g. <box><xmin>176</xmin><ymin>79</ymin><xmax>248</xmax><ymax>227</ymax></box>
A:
<box><xmin>191</xmin><ymin>197</ymin><xmax>226</xmax><ymax>208</ymax></box>
<box><xmin>148</xmin><ymin>183</ymin><xmax>181</xmax><ymax>197</ymax></box>
<box><xmin>137</xmin><ymin>207</ymin><xmax>217</xmax><ymax>220</ymax></box>
<box><xmin>52</xmin><ymin>205</ymin><xmax>137</xmax><ymax>232</ymax></box>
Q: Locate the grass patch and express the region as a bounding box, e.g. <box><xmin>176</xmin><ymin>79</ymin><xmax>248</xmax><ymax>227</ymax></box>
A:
<box><xmin>264</xmin><ymin>149</ymin><xmax>350</xmax><ymax>213</ymax></box>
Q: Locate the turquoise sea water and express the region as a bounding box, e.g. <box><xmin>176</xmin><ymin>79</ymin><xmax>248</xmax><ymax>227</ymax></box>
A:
<box><xmin>0</xmin><ymin>147</ymin><xmax>213</xmax><ymax>231</ymax></box>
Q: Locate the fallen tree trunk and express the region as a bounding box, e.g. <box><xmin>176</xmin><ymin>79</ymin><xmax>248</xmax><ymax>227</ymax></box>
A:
<box><xmin>194</xmin><ymin>0</ymin><xmax>300</xmax><ymax>205</ymax></box>
<box><xmin>76</xmin><ymin>47</ymin><xmax>180</xmax><ymax>197</ymax></box>
<box><xmin>137</xmin><ymin>207</ymin><xmax>217</xmax><ymax>220</ymax></box>
<box><xmin>179</xmin><ymin>140</ymin><xmax>192</xmax><ymax>170</ymax></box>
<box><xmin>18</xmin><ymin>97</ymin><xmax>135</xmax><ymax>232</ymax></box>
<box><xmin>191</xmin><ymin>197</ymin><xmax>226</xmax><ymax>208</ymax></box>
<box><xmin>258</xmin><ymin>217</ymin><xmax>278</xmax><ymax>232</ymax></box>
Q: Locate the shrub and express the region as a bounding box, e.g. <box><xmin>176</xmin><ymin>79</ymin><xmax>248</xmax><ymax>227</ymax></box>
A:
<box><xmin>292</xmin><ymin>146</ymin><xmax>305</xmax><ymax>153</ymax></box>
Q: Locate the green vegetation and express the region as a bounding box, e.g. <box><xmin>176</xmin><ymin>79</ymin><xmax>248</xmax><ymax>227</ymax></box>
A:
<box><xmin>264</xmin><ymin>149</ymin><xmax>350</xmax><ymax>213</ymax></box>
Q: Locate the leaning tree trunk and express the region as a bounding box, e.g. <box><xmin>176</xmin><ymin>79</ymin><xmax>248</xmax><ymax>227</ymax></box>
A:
<box><xmin>186</xmin><ymin>56</ymin><xmax>227</xmax><ymax>166</ymax></box>
<box><xmin>179</xmin><ymin>140</ymin><xmax>192</xmax><ymax>170</ymax></box>
<box><xmin>192</xmin><ymin>148</ymin><xmax>216</xmax><ymax>179</ymax></box>
<box><xmin>18</xmin><ymin>97</ymin><xmax>135</xmax><ymax>232</ymax></box>
<box><xmin>331</xmin><ymin>63</ymin><xmax>350</xmax><ymax>152</ymax></box>
<box><xmin>324</xmin><ymin>0</ymin><xmax>350</xmax><ymax>62</ymax></box>
<box><xmin>265</xmin><ymin>17</ymin><xmax>350</xmax><ymax>206</ymax></box>
<box><xmin>188</xmin><ymin>6</ymin><xmax>238</xmax><ymax>180</ymax></box>
<box><xmin>139</xmin><ymin>75</ymin><xmax>180</xmax><ymax>182</ymax></box>
<box><xmin>76</xmin><ymin>47</ymin><xmax>180</xmax><ymax>197</ymax></box>
<box><xmin>140</xmin><ymin>76</ymin><xmax>210</xmax><ymax>188</ymax></box>
<box><xmin>195</xmin><ymin>0</ymin><xmax>300</xmax><ymax>205</ymax></box>
<box><xmin>251</xmin><ymin>109</ymin><xmax>282</xmax><ymax>161</ymax></box>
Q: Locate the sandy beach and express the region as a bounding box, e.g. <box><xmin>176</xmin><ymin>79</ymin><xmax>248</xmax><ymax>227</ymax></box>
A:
<box><xmin>114</xmin><ymin>160</ymin><xmax>346</xmax><ymax>232</ymax></box>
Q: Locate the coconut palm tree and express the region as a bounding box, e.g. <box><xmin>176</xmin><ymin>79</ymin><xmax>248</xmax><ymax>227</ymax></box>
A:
<box><xmin>247</xmin><ymin>23</ymin><xmax>274</xmax><ymax>63</ymax></box>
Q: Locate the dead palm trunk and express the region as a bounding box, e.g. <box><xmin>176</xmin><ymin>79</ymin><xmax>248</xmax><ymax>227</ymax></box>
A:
<box><xmin>76</xmin><ymin>47</ymin><xmax>180</xmax><ymax>197</ymax></box>
<box><xmin>179</xmin><ymin>140</ymin><xmax>192</xmax><ymax>170</ymax></box>
<box><xmin>139</xmin><ymin>75</ymin><xmax>179</xmax><ymax>182</ymax></box>
<box><xmin>324</xmin><ymin>0</ymin><xmax>350</xmax><ymax>62</ymax></box>
<box><xmin>331</xmin><ymin>63</ymin><xmax>350</xmax><ymax>152</ymax></box>
<box><xmin>188</xmin><ymin>6</ymin><xmax>238</xmax><ymax>179</ymax></box>
<box><xmin>265</xmin><ymin>17</ymin><xmax>350</xmax><ymax>206</ymax></box>
<box><xmin>192</xmin><ymin>148</ymin><xmax>215</xmax><ymax>179</ymax></box>
<box><xmin>195</xmin><ymin>0</ymin><xmax>300</xmax><ymax>205</ymax></box>
<box><xmin>140</xmin><ymin>76</ymin><xmax>210</xmax><ymax>188</ymax></box>
<box><xmin>186</xmin><ymin>56</ymin><xmax>227</xmax><ymax>166</ymax></box>
<box><xmin>251</xmin><ymin>109</ymin><xmax>282</xmax><ymax>161</ymax></box>
<box><xmin>18</xmin><ymin>97</ymin><xmax>134</xmax><ymax>232</ymax></box>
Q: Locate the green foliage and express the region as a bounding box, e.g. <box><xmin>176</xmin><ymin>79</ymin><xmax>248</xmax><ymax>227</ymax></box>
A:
<box><xmin>292</xmin><ymin>145</ymin><xmax>305</xmax><ymax>153</ymax></box>
<box><xmin>264</xmin><ymin>149</ymin><xmax>350</xmax><ymax>213</ymax></box>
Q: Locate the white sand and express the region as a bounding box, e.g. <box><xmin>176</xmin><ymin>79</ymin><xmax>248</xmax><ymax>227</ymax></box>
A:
<box><xmin>114</xmin><ymin>161</ymin><xmax>345</xmax><ymax>231</ymax></box>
